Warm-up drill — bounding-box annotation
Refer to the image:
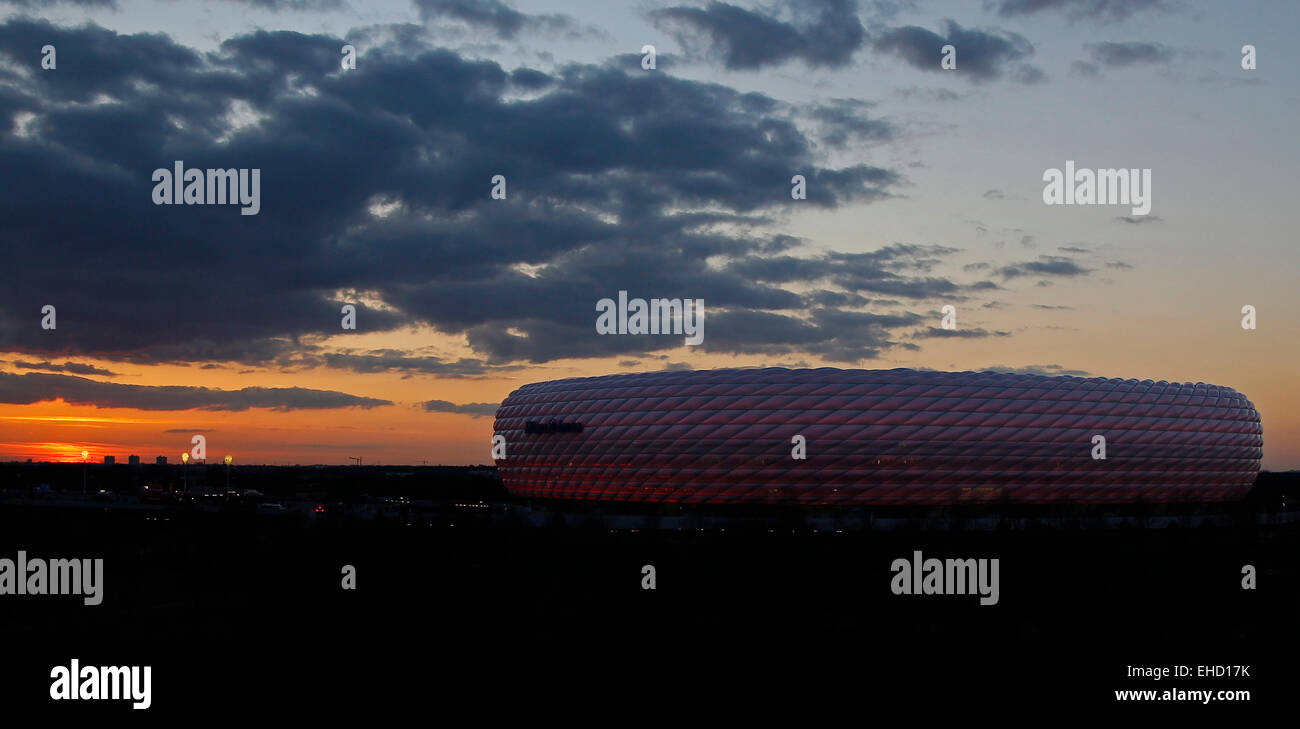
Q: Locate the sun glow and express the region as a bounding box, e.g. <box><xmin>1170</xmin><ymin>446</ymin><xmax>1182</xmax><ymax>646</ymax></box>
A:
<box><xmin>0</xmin><ymin>442</ymin><xmax>104</xmax><ymax>463</ymax></box>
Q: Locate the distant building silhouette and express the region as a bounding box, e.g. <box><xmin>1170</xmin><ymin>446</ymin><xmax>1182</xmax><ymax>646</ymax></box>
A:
<box><xmin>156</xmin><ymin>456</ymin><xmax>167</xmax><ymax>465</ymax></box>
<box><xmin>103</xmin><ymin>455</ymin><xmax>115</xmax><ymax>465</ymax></box>
<box><xmin>128</xmin><ymin>455</ymin><xmax>140</xmax><ymax>466</ymax></box>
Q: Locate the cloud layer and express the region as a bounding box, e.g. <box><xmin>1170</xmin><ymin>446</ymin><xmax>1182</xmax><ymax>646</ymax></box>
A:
<box><xmin>0</xmin><ymin>17</ymin><xmax>1015</xmax><ymax>372</ymax></box>
<box><xmin>0</xmin><ymin>371</ymin><xmax>391</xmax><ymax>410</ymax></box>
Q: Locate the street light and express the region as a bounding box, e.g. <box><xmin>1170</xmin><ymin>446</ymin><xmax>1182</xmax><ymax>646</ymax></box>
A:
<box><xmin>181</xmin><ymin>452</ymin><xmax>189</xmax><ymax>492</ymax></box>
<box><xmin>224</xmin><ymin>454</ymin><xmax>232</xmax><ymax>493</ymax></box>
<box><xmin>81</xmin><ymin>450</ymin><xmax>88</xmax><ymax>496</ymax></box>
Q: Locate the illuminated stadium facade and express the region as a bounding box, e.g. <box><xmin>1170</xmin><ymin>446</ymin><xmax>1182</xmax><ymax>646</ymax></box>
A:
<box><xmin>493</xmin><ymin>368</ymin><xmax>1263</xmax><ymax>505</ymax></box>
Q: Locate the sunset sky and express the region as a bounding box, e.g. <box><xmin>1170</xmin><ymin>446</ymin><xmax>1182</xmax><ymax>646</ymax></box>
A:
<box><xmin>1</xmin><ymin>0</ymin><xmax>1297</xmax><ymax>467</ymax></box>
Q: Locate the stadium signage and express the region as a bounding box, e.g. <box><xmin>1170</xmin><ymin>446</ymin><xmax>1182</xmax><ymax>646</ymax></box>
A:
<box><xmin>525</xmin><ymin>420</ymin><xmax>583</xmax><ymax>434</ymax></box>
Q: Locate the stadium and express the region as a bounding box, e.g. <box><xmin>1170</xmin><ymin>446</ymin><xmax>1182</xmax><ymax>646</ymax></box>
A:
<box><xmin>493</xmin><ymin>368</ymin><xmax>1263</xmax><ymax>505</ymax></box>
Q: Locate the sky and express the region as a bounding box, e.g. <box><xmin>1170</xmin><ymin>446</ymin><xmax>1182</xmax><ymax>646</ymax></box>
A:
<box><xmin>0</xmin><ymin>0</ymin><xmax>1296</xmax><ymax>467</ymax></box>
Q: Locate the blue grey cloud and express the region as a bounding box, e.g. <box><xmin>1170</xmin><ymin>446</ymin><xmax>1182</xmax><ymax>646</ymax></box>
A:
<box><xmin>650</xmin><ymin>0</ymin><xmax>867</xmax><ymax>70</ymax></box>
<box><xmin>872</xmin><ymin>20</ymin><xmax>1045</xmax><ymax>83</ymax></box>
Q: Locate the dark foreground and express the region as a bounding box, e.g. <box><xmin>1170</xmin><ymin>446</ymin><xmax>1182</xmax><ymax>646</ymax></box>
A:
<box><xmin>1</xmin><ymin>493</ymin><xmax>1296</xmax><ymax>718</ymax></box>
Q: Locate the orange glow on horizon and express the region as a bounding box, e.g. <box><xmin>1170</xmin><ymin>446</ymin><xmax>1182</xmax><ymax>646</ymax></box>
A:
<box><xmin>2</xmin><ymin>328</ymin><xmax>1298</xmax><ymax>468</ymax></box>
<box><xmin>0</xmin><ymin>441</ymin><xmax>107</xmax><ymax>463</ymax></box>
<box><xmin>0</xmin><ymin>414</ymin><xmax>163</xmax><ymax>426</ymax></box>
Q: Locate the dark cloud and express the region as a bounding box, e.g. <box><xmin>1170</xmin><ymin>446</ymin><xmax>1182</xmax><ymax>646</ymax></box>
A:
<box><xmin>872</xmin><ymin>20</ymin><xmax>1044</xmax><ymax>83</ymax></box>
<box><xmin>1085</xmin><ymin>41</ymin><xmax>1174</xmax><ymax>68</ymax></box>
<box><xmin>0</xmin><ymin>0</ymin><xmax>116</xmax><ymax>7</ymax></box>
<box><xmin>420</xmin><ymin>399</ymin><xmax>498</xmax><ymax>417</ymax></box>
<box><xmin>650</xmin><ymin>0</ymin><xmax>867</xmax><ymax>70</ymax></box>
<box><xmin>163</xmin><ymin>428</ymin><xmax>217</xmax><ymax>433</ymax></box>
<box><xmin>219</xmin><ymin>0</ymin><xmax>347</xmax><ymax>10</ymax></box>
<box><xmin>0</xmin><ymin>12</ymin><xmax>1055</xmax><ymax>387</ymax></box>
<box><xmin>11</xmin><ymin>360</ymin><xmax>117</xmax><ymax>376</ymax></box>
<box><xmin>1116</xmin><ymin>215</ymin><xmax>1163</xmax><ymax>224</ymax></box>
<box><xmin>801</xmin><ymin>290</ymin><xmax>874</xmax><ymax>308</ymax></box>
<box><xmin>508</xmin><ymin>67</ymin><xmax>553</xmax><ymax>90</ymax></box>
<box><xmin>607</xmin><ymin>52</ymin><xmax>677</xmax><ymax>73</ymax></box>
<box><xmin>807</xmin><ymin>99</ymin><xmax>894</xmax><ymax>148</ymax></box>
<box><xmin>979</xmin><ymin>363</ymin><xmax>1091</xmax><ymax>377</ymax></box>
<box><xmin>725</xmin><ymin>245</ymin><xmax>979</xmax><ymax>300</ymax></box>
<box><xmin>997</xmin><ymin>256</ymin><xmax>1093</xmax><ymax>279</ymax></box>
<box><xmin>912</xmin><ymin>327</ymin><xmax>1009</xmax><ymax>339</ymax></box>
<box><xmin>865</xmin><ymin>0</ymin><xmax>919</xmax><ymax>19</ymax></box>
<box><xmin>413</xmin><ymin>0</ymin><xmax>575</xmax><ymax>38</ymax></box>
<box><xmin>1105</xmin><ymin>261</ymin><xmax>1135</xmax><ymax>269</ymax></box>
<box><xmin>0</xmin><ymin>18</ymin><xmax>961</xmax><ymax>379</ymax></box>
<box><xmin>1071</xmin><ymin>60</ymin><xmax>1101</xmax><ymax>77</ymax></box>
<box><xmin>982</xmin><ymin>189</ymin><xmax>1003</xmax><ymax>199</ymax></box>
<box><xmin>893</xmin><ymin>86</ymin><xmax>963</xmax><ymax>102</ymax></box>
<box><xmin>694</xmin><ymin>308</ymin><xmax>922</xmax><ymax>362</ymax></box>
<box><xmin>993</xmin><ymin>0</ymin><xmax>1170</xmax><ymax>23</ymax></box>
<box><xmin>312</xmin><ymin>352</ymin><xmax>509</xmax><ymax>377</ymax></box>
<box><xmin>0</xmin><ymin>372</ymin><xmax>391</xmax><ymax>411</ymax></box>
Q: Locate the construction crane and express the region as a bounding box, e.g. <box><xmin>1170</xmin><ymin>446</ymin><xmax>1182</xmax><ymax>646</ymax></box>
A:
<box><xmin>348</xmin><ymin>456</ymin><xmax>362</xmax><ymax>466</ymax></box>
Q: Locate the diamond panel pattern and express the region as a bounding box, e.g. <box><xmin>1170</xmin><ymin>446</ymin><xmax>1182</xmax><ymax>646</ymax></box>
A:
<box><xmin>493</xmin><ymin>368</ymin><xmax>1262</xmax><ymax>504</ymax></box>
